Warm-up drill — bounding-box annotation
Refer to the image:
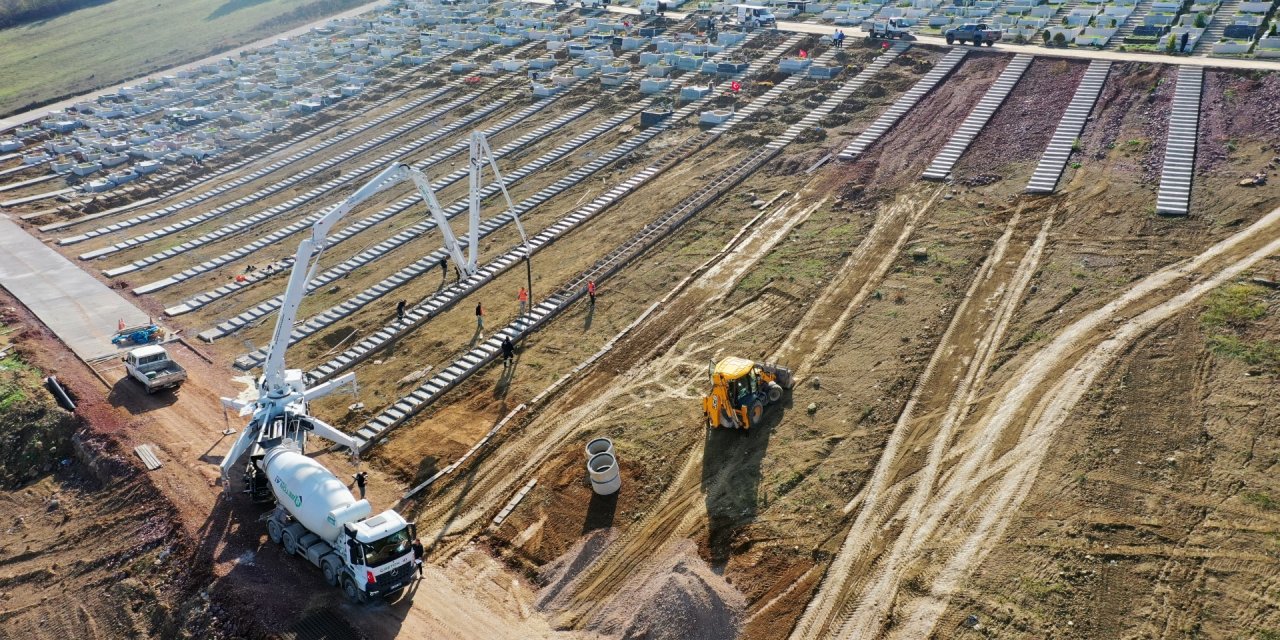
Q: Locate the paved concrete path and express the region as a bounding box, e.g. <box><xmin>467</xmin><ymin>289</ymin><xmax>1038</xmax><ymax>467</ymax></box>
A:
<box><xmin>0</xmin><ymin>214</ymin><xmax>149</xmax><ymax>361</ymax></box>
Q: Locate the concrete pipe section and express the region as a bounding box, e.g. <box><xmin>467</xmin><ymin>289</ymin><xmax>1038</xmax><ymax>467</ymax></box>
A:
<box><xmin>587</xmin><ymin>452</ymin><xmax>621</xmax><ymax>496</ymax></box>
<box><xmin>585</xmin><ymin>437</ymin><xmax>615</xmax><ymax>461</ymax></box>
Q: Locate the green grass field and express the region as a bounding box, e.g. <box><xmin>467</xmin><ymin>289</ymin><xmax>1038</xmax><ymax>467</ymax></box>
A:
<box><xmin>0</xmin><ymin>0</ymin><xmax>367</xmax><ymax>118</ymax></box>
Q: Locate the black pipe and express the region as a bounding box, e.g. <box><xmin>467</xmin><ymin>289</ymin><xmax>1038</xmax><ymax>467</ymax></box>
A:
<box><xmin>45</xmin><ymin>376</ymin><xmax>76</xmax><ymax>412</ymax></box>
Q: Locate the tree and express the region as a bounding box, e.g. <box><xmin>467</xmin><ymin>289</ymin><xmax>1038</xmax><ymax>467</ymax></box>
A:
<box><xmin>1052</xmin><ymin>31</ymin><xmax>1068</xmax><ymax>47</ymax></box>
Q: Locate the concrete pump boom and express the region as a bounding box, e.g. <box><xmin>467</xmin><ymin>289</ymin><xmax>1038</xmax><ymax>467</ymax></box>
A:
<box><xmin>218</xmin><ymin>140</ymin><xmax>527</xmax><ymax>484</ymax></box>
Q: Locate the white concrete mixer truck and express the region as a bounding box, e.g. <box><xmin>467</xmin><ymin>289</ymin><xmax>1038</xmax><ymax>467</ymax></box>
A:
<box><xmin>261</xmin><ymin>443</ymin><xmax>417</xmax><ymax>602</ymax></box>
<box><xmin>216</xmin><ymin>163</ymin><xmax>492</xmax><ymax>602</ymax></box>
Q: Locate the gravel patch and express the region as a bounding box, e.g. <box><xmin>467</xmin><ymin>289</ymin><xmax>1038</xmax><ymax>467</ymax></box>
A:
<box><xmin>954</xmin><ymin>57</ymin><xmax>1088</xmax><ymax>182</ymax></box>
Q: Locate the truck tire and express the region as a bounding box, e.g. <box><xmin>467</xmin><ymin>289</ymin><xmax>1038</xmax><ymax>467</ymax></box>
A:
<box><xmin>342</xmin><ymin>576</ymin><xmax>365</xmax><ymax>604</ymax></box>
<box><xmin>282</xmin><ymin>529</ymin><xmax>299</xmax><ymax>556</ymax></box>
<box><xmin>267</xmin><ymin>519</ymin><xmax>283</xmax><ymax>544</ymax></box>
<box><xmin>322</xmin><ymin>558</ymin><xmax>340</xmax><ymax>586</ymax></box>
<box><xmin>946</xmin><ymin>34</ymin><xmax>954</xmax><ymax>44</ymax></box>
<box><xmin>984</xmin><ymin>38</ymin><xmax>994</xmax><ymax>46</ymax></box>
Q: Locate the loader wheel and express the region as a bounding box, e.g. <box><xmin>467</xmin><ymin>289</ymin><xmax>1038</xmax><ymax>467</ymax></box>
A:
<box><xmin>267</xmin><ymin>519</ymin><xmax>283</xmax><ymax>544</ymax></box>
<box><xmin>342</xmin><ymin>576</ymin><xmax>365</xmax><ymax>604</ymax></box>
<box><xmin>749</xmin><ymin>401</ymin><xmax>764</xmax><ymax>425</ymax></box>
<box><xmin>766</xmin><ymin>383</ymin><xmax>783</xmax><ymax>403</ymax></box>
<box><xmin>322</xmin><ymin>558</ymin><xmax>340</xmax><ymax>586</ymax></box>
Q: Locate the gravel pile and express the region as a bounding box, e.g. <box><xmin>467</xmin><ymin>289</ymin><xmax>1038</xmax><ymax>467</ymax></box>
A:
<box><xmin>538</xmin><ymin>536</ymin><xmax>745</xmax><ymax>640</ymax></box>
<box><xmin>586</xmin><ymin>540</ymin><xmax>745</xmax><ymax>640</ymax></box>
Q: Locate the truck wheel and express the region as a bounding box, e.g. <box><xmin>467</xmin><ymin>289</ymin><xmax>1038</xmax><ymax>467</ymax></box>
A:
<box><xmin>342</xmin><ymin>576</ymin><xmax>366</xmax><ymax>604</ymax></box>
<box><xmin>946</xmin><ymin>35</ymin><xmax>954</xmax><ymax>44</ymax></box>
<box><xmin>282</xmin><ymin>530</ymin><xmax>299</xmax><ymax>556</ymax></box>
<box><xmin>984</xmin><ymin>39</ymin><xmax>994</xmax><ymax>46</ymax></box>
<box><xmin>267</xmin><ymin>519</ymin><xmax>283</xmax><ymax>544</ymax></box>
<box><xmin>322</xmin><ymin>558</ymin><xmax>340</xmax><ymax>586</ymax></box>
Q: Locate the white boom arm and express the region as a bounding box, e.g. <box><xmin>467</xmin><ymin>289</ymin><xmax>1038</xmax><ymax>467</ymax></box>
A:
<box><xmin>402</xmin><ymin>165</ymin><xmax>472</xmax><ymax>278</ymax></box>
<box><xmin>219</xmin><ymin>141</ymin><xmax>527</xmax><ymax>484</ymax></box>
<box><xmin>219</xmin><ymin>165</ymin><xmax>403</xmax><ymax>483</ymax></box>
<box><xmin>470</xmin><ymin>131</ymin><xmax>529</xmax><ymax>261</ymax></box>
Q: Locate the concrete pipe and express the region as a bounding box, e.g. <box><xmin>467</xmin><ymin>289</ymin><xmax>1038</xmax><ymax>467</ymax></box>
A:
<box><xmin>587</xmin><ymin>452</ymin><xmax>621</xmax><ymax>496</ymax></box>
<box><xmin>585</xmin><ymin>437</ymin><xmax>615</xmax><ymax>461</ymax></box>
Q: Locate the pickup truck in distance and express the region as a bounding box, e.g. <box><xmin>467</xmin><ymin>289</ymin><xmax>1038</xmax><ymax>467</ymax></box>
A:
<box><xmin>123</xmin><ymin>344</ymin><xmax>187</xmax><ymax>394</ymax></box>
<box><xmin>945</xmin><ymin>23</ymin><xmax>1002</xmax><ymax>46</ymax></box>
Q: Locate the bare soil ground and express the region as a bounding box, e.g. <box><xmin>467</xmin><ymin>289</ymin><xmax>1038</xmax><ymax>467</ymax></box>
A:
<box><xmin>6</xmin><ymin>36</ymin><xmax>1280</xmax><ymax>640</ymax></box>
<box><xmin>0</xmin><ymin>296</ymin><xmax>233</xmax><ymax>638</ymax></box>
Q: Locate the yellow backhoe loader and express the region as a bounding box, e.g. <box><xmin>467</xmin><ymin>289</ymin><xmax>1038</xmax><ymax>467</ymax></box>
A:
<box><xmin>702</xmin><ymin>357</ymin><xmax>794</xmax><ymax>431</ymax></box>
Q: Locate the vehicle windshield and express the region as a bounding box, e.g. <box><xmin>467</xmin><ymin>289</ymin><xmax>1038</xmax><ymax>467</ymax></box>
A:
<box><xmin>361</xmin><ymin>527</ymin><xmax>412</xmax><ymax>567</ymax></box>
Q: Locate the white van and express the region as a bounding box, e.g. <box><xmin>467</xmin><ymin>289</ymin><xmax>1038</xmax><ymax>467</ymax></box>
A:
<box><xmin>732</xmin><ymin>4</ymin><xmax>776</xmax><ymax>29</ymax></box>
<box><xmin>639</xmin><ymin>0</ymin><xmax>667</xmax><ymax>15</ymax></box>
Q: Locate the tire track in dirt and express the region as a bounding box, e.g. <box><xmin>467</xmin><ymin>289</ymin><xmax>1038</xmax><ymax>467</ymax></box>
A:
<box><xmin>412</xmin><ymin>194</ymin><xmax>828</xmax><ymax>550</ymax></box>
<box><xmin>837</xmin><ymin>205</ymin><xmax>1280</xmax><ymax>639</ymax></box>
<box><xmin>791</xmin><ymin>204</ymin><xmax>1053</xmax><ymax>639</ymax></box>
<box><xmin>776</xmin><ymin>187</ymin><xmax>943</xmax><ymax>377</ymax></box>
<box><xmin>549</xmin><ymin>191</ymin><xmax>971</xmax><ymax>628</ymax></box>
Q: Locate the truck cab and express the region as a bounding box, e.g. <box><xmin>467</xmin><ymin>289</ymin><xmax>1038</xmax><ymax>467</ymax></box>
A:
<box><xmin>122</xmin><ymin>344</ymin><xmax>186</xmax><ymax>394</ymax></box>
<box><xmin>945</xmin><ymin>22</ymin><xmax>1002</xmax><ymax>46</ymax></box>
<box><xmin>339</xmin><ymin>513</ymin><xmax>417</xmax><ymax>601</ymax></box>
<box><xmin>732</xmin><ymin>4</ymin><xmax>776</xmax><ymax>29</ymax></box>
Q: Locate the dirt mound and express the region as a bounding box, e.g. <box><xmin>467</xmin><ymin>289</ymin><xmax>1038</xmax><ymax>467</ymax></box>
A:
<box><xmin>585</xmin><ymin>540</ymin><xmax>746</xmax><ymax>640</ymax></box>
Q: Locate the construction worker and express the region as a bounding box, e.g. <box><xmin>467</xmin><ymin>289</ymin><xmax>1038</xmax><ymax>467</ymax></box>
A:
<box><xmin>517</xmin><ymin>287</ymin><xmax>528</xmax><ymax>315</ymax></box>
<box><xmin>354</xmin><ymin>471</ymin><xmax>368</xmax><ymax>499</ymax></box>
<box><xmin>476</xmin><ymin>301</ymin><xmax>485</xmax><ymax>338</ymax></box>
<box><xmin>396</xmin><ymin>299</ymin><xmax>406</xmax><ymax>322</ymax></box>
<box><xmin>587</xmin><ymin>280</ymin><xmax>597</xmax><ymax>305</ymax></box>
<box><xmin>440</xmin><ymin>258</ymin><xmax>448</xmax><ymax>281</ymax></box>
<box><xmin>502</xmin><ymin>335</ymin><xmax>515</xmax><ymax>367</ymax></box>
<box><xmin>412</xmin><ymin>538</ymin><xmax>425</xmax><ymax>577</ymax></box>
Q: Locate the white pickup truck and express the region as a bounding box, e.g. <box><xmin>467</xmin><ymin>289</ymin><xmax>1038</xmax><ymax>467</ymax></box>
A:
<box><xmin>123</xmin><ymin>345</ymin><xmax>187</xmax><ymax>394</ymax></box>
